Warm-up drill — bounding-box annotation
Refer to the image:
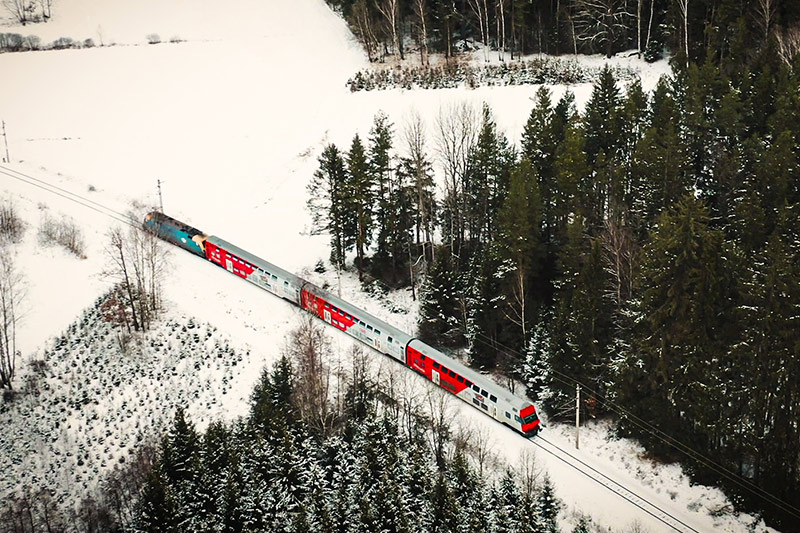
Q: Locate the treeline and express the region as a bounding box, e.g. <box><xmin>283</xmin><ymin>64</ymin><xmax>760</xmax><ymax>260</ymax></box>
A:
<box><xmin>129</xmin><ymin>319</ymin><xmax>569</xmax><ymax>533</ymax></box>
<box><xmin>325</xmin><ymin>0</ymin><xmax>800</xmax><ymax>63</ymax></box>
<box><xmin>310</xmin><ymin>48</ymin><xmax>800</xmax><ymax>527</ymax></box>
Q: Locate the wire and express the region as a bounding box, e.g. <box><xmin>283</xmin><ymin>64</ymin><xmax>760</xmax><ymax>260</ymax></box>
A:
<box><xmin>6</xmin><ymin>164</ymin><xmax>796</xmax><ymax>521</ymax></box>
<box><xmin>0</xmin><ymin>165</ymin><xmax>142</xmax><ymax>230</ymax></box>
<box><xmin>349</xmin><ymin>254</ymin><xmax>800</xmax><ymax>520</ymax></box>
<box><xmin>529</xmin><ymin>435</ymin><xmax>702</xmax><ymax>533</ymax></box>
<box><xmin>466</xmin><ymin>329</ymin><xmax>800</xmax><ymax>522</ymax></box>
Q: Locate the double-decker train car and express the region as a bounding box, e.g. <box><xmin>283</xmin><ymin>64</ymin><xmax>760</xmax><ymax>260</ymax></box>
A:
<box><xmin>145</xmin><ymin>211</ymin><xmax>540</xmax><ymax>436</ymax></box>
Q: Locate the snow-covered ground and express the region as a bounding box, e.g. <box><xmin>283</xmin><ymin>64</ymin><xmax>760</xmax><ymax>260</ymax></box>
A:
<box><xmin>0</xmin><ymin>0</ymin><xmax>776</xmax><ymax>531</ymax></box>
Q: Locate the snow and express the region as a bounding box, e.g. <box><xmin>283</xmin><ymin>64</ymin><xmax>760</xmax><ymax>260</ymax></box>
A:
<box><xmin>0</xmin><ymin>0</ymin><xmax>774</xmax><ymax>531</ymax></box>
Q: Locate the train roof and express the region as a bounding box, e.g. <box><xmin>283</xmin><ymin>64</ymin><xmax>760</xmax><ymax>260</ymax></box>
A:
<box><xmin>206</xmin><ymin>235</ymin><xmax>299</xmax><ymax>284</ymax></box>
<box><xmin>408</xmin><ymin>338</ymin><xmax>529</xmax><ymax>411</ymax></box>
<box><xmin>305</xmin><ymin>282</ymin><xmax>412</xmax><ymax>343</ymax></box>
<box><xmin>206</xmin><ymin>235</ymin><xmax>411</xmax><ymax>343</ymax></box>
<box><xmin>206</xmin><ymin>234</ymin><xmax>529</xmax><ymax>411</ymax></box>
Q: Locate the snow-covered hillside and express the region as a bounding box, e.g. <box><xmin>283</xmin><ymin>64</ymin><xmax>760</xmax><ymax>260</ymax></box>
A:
<box><xmin>0</xmin><ymin>0</ymin><xmax>775</xmax><ymax>531</ymax></box>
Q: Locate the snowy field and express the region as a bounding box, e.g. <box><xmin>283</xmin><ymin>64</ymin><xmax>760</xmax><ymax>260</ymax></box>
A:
<box><xmin>0</xmin><ymin>0</ymin><xmax>776</xmax><ymax>531</ymax></box>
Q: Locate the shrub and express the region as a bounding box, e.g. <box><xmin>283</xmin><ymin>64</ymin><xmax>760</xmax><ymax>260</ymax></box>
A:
<box><xmin>38</xmin><ymin>213</ymin><xmax>86</xmax><ymax>258</ymax></box>
<box><xmin>0</xmin><ymin>200</ymin><xmax>25</xmax><ymax>243</ymax></box>
<box><xmin>50</xmin><ymin>37</ymin><xmax>76</xmax><ymax>50</ymax></box>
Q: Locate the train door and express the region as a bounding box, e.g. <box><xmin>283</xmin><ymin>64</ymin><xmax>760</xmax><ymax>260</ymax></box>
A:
<box><xmin>323</xmin><ymin>309</ymin><xmax>331</xmax><ymax>324</ymax></box>
<box><xmin>375</xmin><ymin>339</ymin><xmax>382</xmax><ymax>351</ymax></box>
<box><xmin>225</xmin><ymin>258</ymin><xmax>233</xmax><ymax>272</ymax></box>
<box><xmin>432</xmin><ymin>371</ymin><xmax>440</xmax><ymax>386</ymax></box>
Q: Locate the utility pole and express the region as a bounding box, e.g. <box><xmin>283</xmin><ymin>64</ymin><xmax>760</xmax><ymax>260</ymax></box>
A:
<box><xmin>157</xmin><ymin>179</ymin><xmax>164</xmax><ymax>212</ymax></box>
<box><xmin>2</xmin><ymin>121</ymin><xmax>9</xmax><ymax>163</ymax></box>
<box><xmin>575</xmin><ymin>384</ymin><xmax>581</xmax><ymax>450</ymax></box>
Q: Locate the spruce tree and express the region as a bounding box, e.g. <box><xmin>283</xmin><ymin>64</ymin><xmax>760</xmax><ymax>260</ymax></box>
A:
<box><xmin>369</xmin><ymin>112</ymin><xmax>395</xmax><ymax>268</ymax></box>
<box><xmin>308</xmin><ymin>144</ymin><xmax>355</xmax><ymax>269</ymax></box>
<box><xmin>346</xmin><ymin>134</ymin><xmax>374</xmax><ymax>279</ymax></box>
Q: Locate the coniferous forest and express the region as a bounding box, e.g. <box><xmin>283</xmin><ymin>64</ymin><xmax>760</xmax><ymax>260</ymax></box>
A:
<box><xmin>310</xmin><ymin>2</ymin><xmax>800</xmax><ymax>528</ymax></box>
<box><xmin>131</xmin><ymin>325</ymin><xmax>564</xmax><ymax>533</ymax></box>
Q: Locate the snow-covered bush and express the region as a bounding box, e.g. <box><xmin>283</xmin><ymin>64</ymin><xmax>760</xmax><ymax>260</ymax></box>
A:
<box><xmin>0</xmin><ymin>199</ymin><xmax>25</xmax><ymax>243</ymax></box>
<box><xmin>38</xmin><ymin>212</ymin><xmax>86</xmax><ymax>258</ymax></box>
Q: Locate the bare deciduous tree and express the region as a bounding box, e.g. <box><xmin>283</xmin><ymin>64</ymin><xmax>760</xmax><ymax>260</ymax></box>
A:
<box><xmin>1</xmin><ymin>0</ymin><xmax>34</xmax><ymax>25</ymax></box>
<box><xmin>376</xmin><ymin>0</ymin><xmax>403</xmax><ymax>60</ymax></box>
<box><xmin>352</xmin><ymin>0</ymin><xmax>379</xmax><ymax>62</ymax></box>
<box><xmin>468</xmin><ymin>0</ymin><xmax>491</xmax><ymax>61</ymax></box>
<box><xmin>573</xmin><ymin>0</ymin><xmax>635</xmax><ymax>57</ymax></box>
<box><xmin>103</xmin><ymin>221</ymin><xmax>168</xmax><ymax>334</ymax></box>
<box><xmin>0</xmin><ymin>252</ymin><xmax>24</xmax><ymax>389</ymax></box>
<box><xmin>676</xmin><ymin>0</ymin><xmax>690</xmax><ymax>64</ymax></box>
<box><xmin>600</xmin><ymin>218</ymin><xmax>638</xmax><ymax>307</ymax></box>
<box><xmin>286</xmin><ymin>315</ymin><xmax>336</xmax><ymax>435</ymax></box>
<box><xmin>435</xmin><ymin>102</ymin><xmax>479</xmax><ymax>256</ymax></box>
<box><xmin>517</xmin><ymin>448</ymin><xmax>542</xmax><ymax>501</ymax></box>
<box><xmin>776</xmin><ymin>23</ymin><xmax>800</xmax><ymax>65</ymax></box>
<box><xmin>403</xmin><ymin>110</ymin><xmax>435</xmax><ymax>261</ymax></box>
<box><xmin>426</xmin><ymin>387</ymin><xmax>454</xmax><ymax>469</ymax></box>
<box><xmin>412</xmin><ymin>0</ymin><xmax>430</xmax><ymax>66</ymax></box>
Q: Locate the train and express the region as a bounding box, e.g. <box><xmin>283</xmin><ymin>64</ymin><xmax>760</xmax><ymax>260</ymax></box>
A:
<box><xmin>144</xmin><ymin>211</ymin><xmax>541</xmax><ymax>436</ymax></box>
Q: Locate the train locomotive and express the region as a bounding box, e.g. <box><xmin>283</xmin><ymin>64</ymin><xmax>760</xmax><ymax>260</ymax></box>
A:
<box><xmin>144</xmin><ymin>211</ymin><xmax>541</xmax><ymax>436</ymax></box>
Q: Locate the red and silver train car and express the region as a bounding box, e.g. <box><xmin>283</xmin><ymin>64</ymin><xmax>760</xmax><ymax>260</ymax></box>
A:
<box><xmin>145</xmin><ymin>212</ymin><xmax>541</xmax><ymax>436</ymax></box>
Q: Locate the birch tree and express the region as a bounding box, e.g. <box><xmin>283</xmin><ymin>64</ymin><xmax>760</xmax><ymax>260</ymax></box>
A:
<box><xmin>435</xmin><ymin>102</ymin><xmax>480</xmax><ymax>257</ymax></box>
<box><xmin>376</xmin><ymin>0</ymin><xmax>403</xmax><ymax>60</ymax></box>
<box><xmin>412</xmin><ymin>0</ymin><xmax>430</xmax><ymax>66</ymax></box>
<box><xmin>0</xmin><ymin>253</ymin><xmax>24</xmax><ymax>389</ymax></box>
<box><xmin>676</xmin><ymin>0</ymin><xmax>689</xmax><ymax>64</ymax></box>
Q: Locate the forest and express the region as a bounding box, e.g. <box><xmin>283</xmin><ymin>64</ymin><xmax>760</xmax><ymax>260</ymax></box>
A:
<box><xmin>308</xmin><ymin>3</ymin><xmax>800</xmax><ymax>527</ymax></box>
<box><xmin>325</xmin><ymin>0</ymin><xmax>800</xmax><ymax>64</ymax></box>
<box><xmin>129</xmin><ymin>320</ymin><xmax>567</xmax><ymax>533</ymax></box>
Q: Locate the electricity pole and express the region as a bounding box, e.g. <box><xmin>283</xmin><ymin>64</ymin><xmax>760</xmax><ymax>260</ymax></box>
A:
<box><xmin>2</xmin><ymin>121</ymin><xmax>9</xmax><ymax>163</ymax></box>
<box><xmin>157</xmin><ymin>179</ymin><xmax>164</xmax><ymax>212</ymax></box>
<box><xmin>575</xmin><ymin>384</ymin><xmax>581</xmax><ymax>450</ymax></box>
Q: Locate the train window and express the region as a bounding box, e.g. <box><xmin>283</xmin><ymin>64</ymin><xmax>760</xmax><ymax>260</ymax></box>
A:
<box><xmin>359</xmin><ymin>320</ymin><xmax>365</xmax><ymax>327</ymax></box>
<box><xmin>367</xmin><ymin>325</ymin><xmax>373</xmax><ymax>331</ymax></box>
<box><xmin>420</xmin><ymin>354</ymin><xmax>426</xmax><ymax>360</ymax></box>
<box><xmin>481</xmin><ymin>389</ymin><xmax>488</xmax><ymax>397</ymax></box>
<box><xmin>456</xmin><ymin>376</ymin><xmax>464</xmax><ymax>383</ymax></box>
<box><xmin>465</xmin><ymin>380</ymin><xmax>473</xmax><ymax>388</ymax></box>
<box><xmin>272</xmin><ymin>275</ymin><xmax>278</xmax><ymax>281</ymax></box>
<box><xmin>433</xmin><ymin>362</ymin><xmax>440</xmax><ymax>369</ymax></box>
<box><xmin>473</xmin><ymin>399</ymin><xmax>480</xmax><ymax>406</ymax></box>
<box><xmin>505</xmin><ymin>412</ymin><xmax>511</xmax><ymax>419</ymax></box>
<box><xmin>375</xmin><ymin>330</ymin><xmax>381</xmax><ymax>336</ymax></box>
<box><xmin>481</xmin><ymin>403</ymin><xmax>488</xmax><ymax>411</ymax></box>
<box><xmin>388</xmin><ymin>336</ymin><xmax>393</xmax><ymax>344</ymax></box>
<box><xmin>472</xmin><ymin>385</ymin><xmax>480</xmax><ymax>393</ymax></box>
<box><xmin>446</xmin><ymin>370</ymin><xmax>454</xmax><ymax>378</ymax></box>
<box><xmin>284</xmin><ymin>281</ymin><xmax>288</xmax><ymax>286</ymax></box>
<box><xmin>441</xmin><ymin>365</ymin><xmax>449</xmax><ymax>373</ymax></box>
<box><xmin>515</xmin><ymin>415</ymin><xmax>522</xmax><ymax>423</ymax></box>
<box><xmin>490</xmin><ymin>395</ymin><xmax>497</xmax><ymax>403</ymax></box>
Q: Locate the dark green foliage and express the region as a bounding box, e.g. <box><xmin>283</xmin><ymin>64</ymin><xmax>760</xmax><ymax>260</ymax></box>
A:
<box><xmin>249</xmin><ymin>354</ymin><xmax>295</xmax><ymax>433</ymax></box>
<box><xmin>346</xmin><ymin>134</ymin><xmax>374</xmax><ymax>278</ymax></box>
<box><xmin>131</xmin><ymin>350</ymin><xmax>565</xmax><ymax>533</ymax></box>
<box><xmin>308</xmin><ymin>144</ymin><xmax>355</xmax><ymax>269</ymax></box>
